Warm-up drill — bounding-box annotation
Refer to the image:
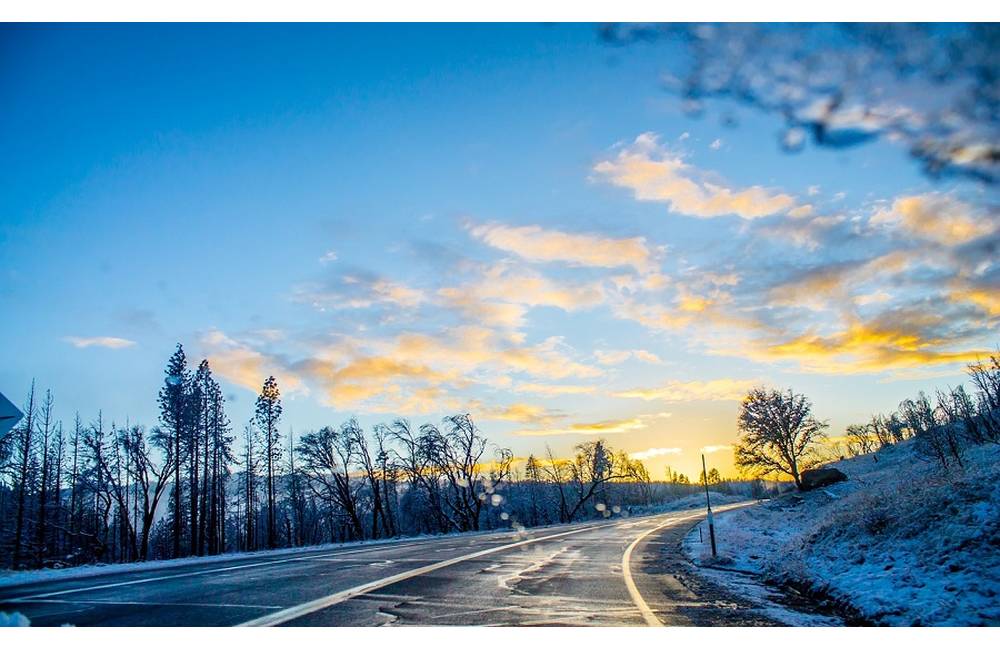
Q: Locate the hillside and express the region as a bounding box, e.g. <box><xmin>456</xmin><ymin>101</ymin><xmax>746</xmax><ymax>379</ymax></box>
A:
<box><xmin>685</xmin><ymin>439</ymin><xmax>1000</xmax><ymax>625</ymax></box>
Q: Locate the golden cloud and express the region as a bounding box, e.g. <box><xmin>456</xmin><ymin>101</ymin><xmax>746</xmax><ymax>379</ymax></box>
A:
<box><xmin>872</xmin><ymin>193</ymin><xmax>997</xmax><ymax>245</ymax></box>
<box><xmin>594</xmin><ymin>132</ymin><xmax>797</xmax><ymax>219</ymax></box>
<box><xmin>200</xmin><ymin>330</ymin><xmax>307</xmax><ymax>395</ymax></box>
<box><xmin>615</xmin><ymin>378</ymin><xmax>755</xmax><ymax>402</ymax></box>
<box><xmin>467</xmin><ymin>222</ymin><xmax>655</xmax><ymax>274</ymax></box>
<box><xmin>511</xmin><ymin>382</ymin><xmax>597</xmax><ymax>396</ymax></box>
<box><xmin>629</xmin><ymin>446</ymin><xmax>682</xmax><ymax>460</ymax></box>
<box><xmin>511</xmin><ymin>416</ymin><xmax>649</xmax><ymax>437</ymax></box>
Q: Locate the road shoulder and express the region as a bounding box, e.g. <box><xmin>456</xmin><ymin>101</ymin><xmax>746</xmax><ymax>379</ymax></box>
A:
<box><xmin>680</xmin><ymin>508</ymin><xmax>844</xmax><ymax>626</ymax></box>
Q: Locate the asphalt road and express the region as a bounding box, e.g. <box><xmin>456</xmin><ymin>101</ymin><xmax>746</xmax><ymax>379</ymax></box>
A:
<box><xmin>0</xmin><ymin>503</ymin><xmax>782</xmax><ymax>626</ymax></box>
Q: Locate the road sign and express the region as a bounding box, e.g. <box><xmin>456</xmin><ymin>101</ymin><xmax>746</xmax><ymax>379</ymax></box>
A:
<box><xmin>0</xmin><ymin>391</ymin><xmax>24</xmax><ymax>438</ymax></box>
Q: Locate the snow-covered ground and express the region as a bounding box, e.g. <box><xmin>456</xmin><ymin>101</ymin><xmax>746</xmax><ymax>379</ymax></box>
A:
<box><xmin>684</xmin><ymin>440</ymin><xmax>1000</xmax><ymax>626</ymax></box>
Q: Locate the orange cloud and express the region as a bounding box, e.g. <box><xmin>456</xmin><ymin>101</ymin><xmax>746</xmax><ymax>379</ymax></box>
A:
<box><xmin>511</xmin><ymin>417</ymin><xmax>649</xmax><ymax>437</ymax></box>
<box><xmin>467</xmin><ymin>222</ymin><xmax>655</xmax><ymax>274</ymax></box>
<box><xmin>872</xmin><ymin>193</ymin><xmax>996</xmax><ymax>245</ymax></box>
<box><xmin>594</xmin><ymin>132</ymin><xmax>797</xmax><ymax>219</ymax></box>
<box><xmin>200</xmin><ymin>330</ymin><xmax>307</xmax><ymax>395</ymax></box>
<box><xmin>512</xmin><ymin>382</ymin><xmax>597</xmax><ymax>396</ymax></box>
<box><xmin>615</xmin><ymin>378</ymin><xmax>754</xmax><ymax>402</ymax></box>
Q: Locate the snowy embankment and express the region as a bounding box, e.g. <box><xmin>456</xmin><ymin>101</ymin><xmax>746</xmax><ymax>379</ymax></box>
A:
<box><xmin>684</xmin><ymin>440</ymin><xmax>1000</xmax><ymax>626</ymax></box>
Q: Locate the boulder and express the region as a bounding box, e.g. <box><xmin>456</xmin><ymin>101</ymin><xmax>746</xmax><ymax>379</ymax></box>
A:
<box><xmin>799</xmin><ymin>467</ymin><xmax>847</xmax><ymax>491</ymax></box>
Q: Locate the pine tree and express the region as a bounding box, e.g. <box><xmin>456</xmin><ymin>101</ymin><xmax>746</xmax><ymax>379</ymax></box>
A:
<box><xmin>158</xmin><ymin>344</ymin><xmax>190</xmax><ymax>558</ymax></box>
<box><xmin>254</xmin><ymin>376</ymin><xmax>282</xmax><ymax>549</ymax></box>
<box><xmin>204</xmin><ymin>367</ymin><xmax>232</xmax><ymax>555</ymax></box>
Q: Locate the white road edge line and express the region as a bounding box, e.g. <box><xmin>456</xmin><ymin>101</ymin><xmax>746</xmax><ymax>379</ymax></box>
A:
<box><xmin>622</xmin><ymin>502</ymin><xmax>753</xmax><ymax>627</ymax></box>
<box><xmin>237</xmin><ymin>520</ymin><xmax>624</xmax><ymax>627</ymax></box>
<box><xmin>622</xmin><ymin>514</ymin><xmax>698</xmax><ymax>626</ymax></box>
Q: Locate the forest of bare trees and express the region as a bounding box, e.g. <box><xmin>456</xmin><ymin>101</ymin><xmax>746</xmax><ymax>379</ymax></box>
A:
<box><xmin>733</xmin><ymin>353</ymin><xmax>1000</xmax><ymax>485</ymax></box>
<box><xmin>839</xmin><ymin>353</ymin><xmax>1000</xmax><ymax>470</ymax></box>
<box><xmin>0</xmin><ymin>343</ymin><xmax>746</xmax><ymax>571</ymax></box>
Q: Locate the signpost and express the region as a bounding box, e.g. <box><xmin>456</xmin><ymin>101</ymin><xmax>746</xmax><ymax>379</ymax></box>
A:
<box><xmin>0</xmin><ymin>391</ymin><xmax>24</xmax><ymax>438</ymax></box>
<box><xmin>701</xmin><ymin>453</ymin><xmax>717</xmax><ymax>557</ymax></box>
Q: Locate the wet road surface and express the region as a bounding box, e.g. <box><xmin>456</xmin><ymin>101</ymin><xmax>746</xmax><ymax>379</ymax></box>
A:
<box><xmin>0</xmin><ymin>503</ymin><xmax>784</xmax><ymax>626</ymax></box>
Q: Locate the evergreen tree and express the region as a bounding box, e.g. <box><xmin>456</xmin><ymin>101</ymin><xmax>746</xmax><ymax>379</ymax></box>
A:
<box><xmin>158</xmin><ymin>344</ymin><xmax>190</xmax><ymax>557</ymax></box>
<box><xmin>254</xmin><ymin>376</ymin><xmax>282</xmax><ymax>549</ymax></box>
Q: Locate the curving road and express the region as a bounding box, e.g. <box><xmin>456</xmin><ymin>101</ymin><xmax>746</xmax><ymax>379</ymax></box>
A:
<box><xmin>0</xmin><ymin>503</ymin><xmax>780</xmax><ymax>626</ymax></box>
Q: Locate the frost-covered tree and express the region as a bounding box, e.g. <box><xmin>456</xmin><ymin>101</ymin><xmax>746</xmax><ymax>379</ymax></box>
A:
<box><xmin>735</xmin><ymin>387</ymin><xmax>828</xmax><ymax>488</ymax></box>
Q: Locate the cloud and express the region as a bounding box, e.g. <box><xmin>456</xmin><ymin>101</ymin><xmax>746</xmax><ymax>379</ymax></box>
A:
<box><xmin>758</xmin><ymin>313</ymin><xmax>991</xmax><ymax>374</ymax></box>
<box><xmin>467</xmin><ymin>222</ymin><xmax>655</xmax><ymax>274</ymax></box>
<box><xmin>63</xmin><ymin>336</ymin><xmax>136</xmax><ymax>349</ymax></box>
<box><xmin>438</xmin><ymin>262</ymin><xmax>606</xmax><ymax>329</ymax></box>
<box><xmin>200</xmin><ymin>330</ymin><xmax>307</xmax><ymax>395</ymax></box>
<box><xmin>615</xmin><ymin>378</ymin><xmax>754</xmax><ymax>402</ymax></box>
<box><xmin>210</xmin><ymin>325</ymin><xmax>604</xmax><ymax>414</ymax></box>
<box><xmin>512</xmin><ymin>416</ymin><xmax>649</xmax><ymax>437</ymax></box>
<box><xmin>319</xmin><ymin>250</ymin><xmax>338</xmax><ymax>264</ymax></box>
<box><xmin>593</xmin><ymin>132</ymin><xmax>797</xmax><ymax>219</ymax></box>
<box><xmin>856</xmin><ymin>290</ymin><xmax>892</xmax><ymax>306</ymax></box>
<box><xmin>701</xmin><ymin>444</ymin><xmax>733</xmax><ymax>454</ymax></box>
<box><xmin>629</xmin><ymin>447</ymin><xmax>682</xmax><ymax>460</ymax></box>
<box><xmin>594</xmin><ymin>349</ymin><xmax>663</xmax><ymax>365</ymax></box>
<box><xmin>474</xmin><ymin>402</ymin><xmax>563</xmax><ymax>425</ymax></box>
<box><xmin>710</xmin><ymin>138</ymin><xmax>722</xmax><ymax>150</ymax></box>
<box><xmin>511</xmin><ymin>382</ymin><xmax>597</xmax><ymax>396</ymax></box>
<box><xmin>438</xmin><ymin>286</ymin><xmax>529</xmax><ymax>329</ymax></box>
<box><xmin>295</xmin><ymin>272</ymin><xmax>425</xmax><ymax>311</ymax></box>
<box><xmin>871</xmin><ymin>193</ymin><xmax>997</xmax><ymax>245</ymax></box>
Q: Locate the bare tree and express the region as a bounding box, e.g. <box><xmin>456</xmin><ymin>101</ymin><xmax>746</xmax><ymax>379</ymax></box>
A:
<box><xmin>420</xmin><ymin>415</ymin><xmax>490</xmax><ymax>532</ymax></box>
<box><xmin>11</xmin><ymin>381</ymin><xmax>37</xmax><ymax>568</ymax></box>
<box><xmin>552</xmin><ymin>440</ymin><xmax>633</xmax><ymax>522</ymax></box>
<box><xmin>735</xmin><ymin>387</ymin><xmax>828</xmax><ymax>488</ymax></box>
<box><xmin>387</xmin><ymin>419</ymin><xmax>449</xmax><ymax>534</ymax></box>
<box><xmin>35</xmin><ymin>389</ymin><xmax>55</xmax><ymax>567</ymax></box>
<box><xmin>968</xmin><ymin>353</ymin><xmax>1000</xmax><ymax>441</ymax></box>
<box><xmin>297</xmin><ymin>423</ymin><xmax>365</xmax><ymax>540</ymax></box>
<box><xmin>242</xmin><ymin>421</ymin><xmax>261</xmax><ymax>551</ymax></box>
<box><xmin>123</xmin><ymin>425</ymin><xmax>174</xmax><ymax>561</ymax></box>
<box><xmin>348</xmin><ymin>422</ymin><xmax>391</xmax><ymax>539</ymax></box>
<box><xmin>845</xmin><ymin>423</ymin><xmax>877</xmax><ymax>456</ymax></box>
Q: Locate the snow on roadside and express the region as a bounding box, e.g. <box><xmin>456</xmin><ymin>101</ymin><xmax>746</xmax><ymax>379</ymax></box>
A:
<box><xmin>681</xmin><ymin>525</ymin><xmax>841</xmax><ymax>627</ymax></box>
<box><xmin>684</xmin><ymin>439</ymin><xmax>1000</xmax><ymax>626</ymax></box>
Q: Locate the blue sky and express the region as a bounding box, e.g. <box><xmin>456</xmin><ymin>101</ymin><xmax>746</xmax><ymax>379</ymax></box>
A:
<box><xmin>1</xmin><ymin>23</ymin><xmax>996</xmax><ymax>477</ymax></box>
